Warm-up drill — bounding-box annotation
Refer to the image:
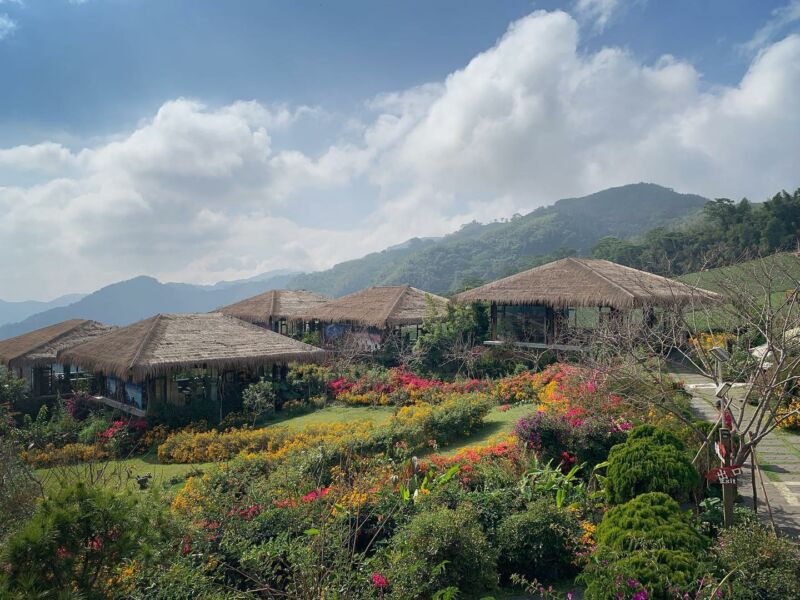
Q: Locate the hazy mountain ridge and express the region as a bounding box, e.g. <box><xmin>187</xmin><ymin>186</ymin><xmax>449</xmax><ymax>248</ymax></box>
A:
<box><xmin>0</xmin><ymin>183</ymin><xmax>709</xmax><ymax>339</ymax></box>
<box><xmin>0</xmin><ymin>294</ymin><xmax>86</xmax><ymax>328</ymax></box>
<box><xmin>288</xmin><ymin>183</ymin><xmax>709</xmax><ymax>296</ymax></box>
<box><xmin>0</xmin><ymin>272</ymin><xmax>295</xmax><ymax>339</ymax></box>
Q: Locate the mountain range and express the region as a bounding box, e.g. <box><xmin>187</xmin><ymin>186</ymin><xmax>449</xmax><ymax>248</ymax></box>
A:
<box><xmin>0</xmin><ymin>183</ymin><xmax>709</xmax><ymax>339</ymax></box>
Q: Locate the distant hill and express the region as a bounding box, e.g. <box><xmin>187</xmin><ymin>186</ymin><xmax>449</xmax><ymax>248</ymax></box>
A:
<box><xmin>679</xmin><ymin>252</ymin><xmax>800</xmax><ymax>295</ymax></box>
<box><xmin>0</xmin><ymin>293</ymin><xmax>86</xmax><ymax>328</ymax></box>
<box><xmin>288</xmin><ymin>183</ymin><xmax>709</xmax><ymax>296</ymax></box>
<box><xmin>0</xmin><ymin>272</ymin><xmax>295</xmax><ymax>339</ymax></box>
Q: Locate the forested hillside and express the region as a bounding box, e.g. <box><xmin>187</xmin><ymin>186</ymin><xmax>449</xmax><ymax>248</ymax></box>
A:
<box><xmin>592</xmin><ymin>188</ymin><xmax>800</xmax><ymax>276</ymax></box>
<box><xmin>289</xmin><ymin>183</ymin><xmax>708</xmax><ymax>296</ymax></box>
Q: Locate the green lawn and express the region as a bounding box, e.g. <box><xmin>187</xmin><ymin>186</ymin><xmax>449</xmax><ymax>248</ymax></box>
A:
<box><xmin>273</xmin><ymin>404</ymin><xmax>395</xmax><ymax>430</ymax></box>
<box><xmin>438</xmin><ymin>403</ymin><xmax>534</xmax><ymax>456</ymax></box>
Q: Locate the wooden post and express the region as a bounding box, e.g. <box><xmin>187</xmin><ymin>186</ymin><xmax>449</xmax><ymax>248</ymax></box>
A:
<box><xmin>490</xmin><ymin>302</ymin><xmax>497</xmax><ymax>340</ymax></box>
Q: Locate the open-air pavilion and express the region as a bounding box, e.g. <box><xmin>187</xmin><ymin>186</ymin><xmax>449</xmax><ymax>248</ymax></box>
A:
<box><xmin>0</xmin><ymin>319</ymin><xmax>116</xmax><ymax>399</ymax></box>
<box><xmin>300</xmin><ymin>285</ymin><xmax>449</xmax><ymax>347</ymax></box>
<box><xmin>217</xmin><ymin>289</ymin><xmax>330</xmax><ymax>335</ymax></box>
<box><xmin>453</xmin><ymin>257</ymin><xmax>721</xmax><ymax>349</ymax></box>
<box><xmin>58</xmin><ymin>312</ymin><xmax>327</xmax><ymax>417</ymax></box>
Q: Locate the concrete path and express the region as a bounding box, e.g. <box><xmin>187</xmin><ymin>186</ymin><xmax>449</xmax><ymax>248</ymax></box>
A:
<box><xmin>669</xmin><ymin>363</ymin><xmax>800</xmax><ymax>538</ymax></box>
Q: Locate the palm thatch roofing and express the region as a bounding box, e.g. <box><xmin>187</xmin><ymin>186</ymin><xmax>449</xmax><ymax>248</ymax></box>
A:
<box><xmin>0</xmin><ymin>319</ymin><xmax>116</xmax><ymax>369</ymax></box>
<box><xmin>217</xmin><ymin>289</ymin><xmax>330</xmax><ymax>325</ymax></box>
<box><xmin>58</xmin><ymin>313</ymin><xmax>327</xmax><ymax>383</ymax></box>
<box><xmin>453</xmin><ymin>257</ymin><xmax>721</xmax><ymax>309</ymax></box>
<box><xmin>301</xmin><ymin>285</ymin><xmax>449</xmax><ymax>328</ymax></box>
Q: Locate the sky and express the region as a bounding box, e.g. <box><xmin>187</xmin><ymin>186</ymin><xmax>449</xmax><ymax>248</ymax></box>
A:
<box><xmin>1</xmin><ymin>0</ymin><xmax>799</xmax><ymax>301</ymax></box>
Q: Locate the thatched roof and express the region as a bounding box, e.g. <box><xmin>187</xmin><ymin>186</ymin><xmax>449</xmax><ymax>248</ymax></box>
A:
<box><xmin>217</xmin><ymin>289</ymin><xmax>330</xmax><ymax>325</ymax></box>
<box><xmin>0</xmin><ymin>319</ymin><xmax>116</xmax><ymax>369</ymax></box>
<box><xmin>59</xmin><ymin>313</ymin><xmax>327</xmax><ymax>383</ymax></box>
<box><xmin>453</xmin><ymin>257</ymin><xmax>721</xmax><ymax>309</ymax></box>
<box><xmin>301</xmin><ymin>285</ymin><xmax>449</xmax><ymax>328</ymax></box>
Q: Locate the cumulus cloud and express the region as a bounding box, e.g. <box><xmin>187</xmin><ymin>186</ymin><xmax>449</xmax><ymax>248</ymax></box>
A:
<box><xmin>1</xmin><ymin>9</ymin><xmax>800</xmax><ymax>300</ymax></box>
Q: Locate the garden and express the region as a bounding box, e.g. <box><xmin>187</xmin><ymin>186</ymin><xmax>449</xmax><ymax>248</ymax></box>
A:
<box><xmin>2</xmin><ymin>352</ymin><xmax>800</xmax><ymax>599</ymax></box>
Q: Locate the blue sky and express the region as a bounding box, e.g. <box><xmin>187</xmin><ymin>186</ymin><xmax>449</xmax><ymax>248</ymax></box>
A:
<box><xmin>1</xmin><ymin>0</ymin><xmax>799</xmax><ymax>300</ymax></box>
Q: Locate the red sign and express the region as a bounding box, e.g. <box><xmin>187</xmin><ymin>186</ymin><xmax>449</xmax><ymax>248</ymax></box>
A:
<box><xmin>706</xmin><ymin>466</ymin><xmax>743</xmax><ymax>484</ymax></box>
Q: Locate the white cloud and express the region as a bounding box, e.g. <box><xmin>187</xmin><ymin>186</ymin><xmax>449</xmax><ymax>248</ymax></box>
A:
<box><xmin>574</xmin><ymin>0</ymin><xmax>623</xmax><ymax>32</ymax></box>
<box><xmin>741</xmin><ymin>0</ymin><xmax>800</xmax><ymax>54</ymax></box>
<box><xmin>1</xmin><ymin>10</ymin><xmax>800</xmax><ymax>300</ymax></box>
<box><xmin>0</xmin><ymin>13</ymin><xmax>16</xmax><ymax>40</ymax></box>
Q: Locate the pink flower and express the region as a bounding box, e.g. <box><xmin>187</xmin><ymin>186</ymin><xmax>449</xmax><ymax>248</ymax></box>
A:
<box><xmin>88</xmin><ymin>536</ymin><xmax>103</xmax><ymax>551</ymax></box>
<box><xmin>56</xmin><ymin>546</ymin><xmax>70</xmax><ymax>559</ymax></box>
<box><xmin>181</xmin><ymin>536</ymin><xmax>191</xmax><ymax>556</ymax></box>
<box><xmin>371</xmin><ymin>572</ymin><xmax>389</xmax><ymax>588</ymax></box>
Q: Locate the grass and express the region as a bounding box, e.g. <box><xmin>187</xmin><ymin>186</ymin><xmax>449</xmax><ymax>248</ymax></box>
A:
<box><xmin>271</xmin><ymin>404</ymin><xmax>395</xmax><ymax>430</ymax></box>
<box><xmin>438</xmin><ymin>403</ymin><xmax>533</xmax><ymax>456</ymax></box>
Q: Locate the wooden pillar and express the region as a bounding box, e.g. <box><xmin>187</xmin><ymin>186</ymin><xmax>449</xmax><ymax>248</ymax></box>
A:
<box><xmin>490</xmin><ymin>302</ymin><xmax>498</xmax><ymax>340</ymax></box>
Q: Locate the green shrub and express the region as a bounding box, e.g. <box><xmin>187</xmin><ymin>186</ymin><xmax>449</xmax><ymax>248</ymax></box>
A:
<box><xmin>714</xmin><ymin>520</ymin><xmax>800</xmax><ymax>599</ymax></box>
<box><xmin>242</xmin><ymin>379</ymin><xmax>276</xmax><ymax>425</ymax></box>
<box><xmin>595</xmin><ymin>492</ymin><xmax>708</xmax><ymax>553</ymax></box>
<box><xmin>606</xmin><ymin>425</ymin><xmax>699</xmax><ymax>503</ymax></box>
<box><xmin>0</xmin><ymin>482</ymin><xmax>169</xmax><ymax>598</ymax></box>
<box><xmin>496</xmin><ymin>498</ymin><xmax>581</xmax><ymax>583</ymax></box>
<box><xmin>582</xmin><ymin>548</ymin><xmax>706</xmax><ymax>600</ymax></box>
<box><xmin>383</xmin><ymin>504</ymin><xmax>498</xmax><ymax>599</ymax></box>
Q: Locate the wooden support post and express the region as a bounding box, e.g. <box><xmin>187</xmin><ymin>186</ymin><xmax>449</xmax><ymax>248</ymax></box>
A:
<box><xmin>490</xmin><ymin>302</ymin><xmax>497</xmax><ymax>340</ymax></box>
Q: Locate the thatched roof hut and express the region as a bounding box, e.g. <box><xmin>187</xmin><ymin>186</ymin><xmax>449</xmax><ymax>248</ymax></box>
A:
<box><xmin>217</xmin><ymin>289</ymin><xmax>330</xmax><ymax>325</ymax></box>
<box><xmin>453</xmin><ymin>257</ymin><xmax>721</xmax><ymax>309</ymax></box>
<box><xmin>59</xmin><ymin>313</ymin><xmax>327</xmax><ymax>383</ymax></box>
<box><xmin>301</xmin><ymin>285</ymin><xmax>449</xmax><ymax>328</ymax></box>
<box><xmin>0</xmin><ymin>319</ymin><xmax>115</xmax><ymax>369</ymax></box>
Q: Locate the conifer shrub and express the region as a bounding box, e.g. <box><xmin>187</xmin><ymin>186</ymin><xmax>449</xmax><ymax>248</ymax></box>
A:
<box><xmin>383</xmin><ymin>504</ymin><xmax>498</xmax><ymax>599</ymax></box>
<box><xmin>605</xmin><ymin>425</ymin><xmax>699</xmax><ymax>504</ymax></box>
<box><xmin>595</xmin><ymin>492</ymin><xmax>708</xmax><ymax>553</ymax></box>
<box><xmin>582</xmin><ymin>548</ymin><xmax>706</xmax><ymax>600</ymax></box>
<box><xmin>581</xmin><ymin>493</ymin><xmax>710</xmax><ymax>600</ymax></box>
<box><xmin>496</xmin><ymin>498</ymin><xmax>582</xmax><ymax>583</ymax></box>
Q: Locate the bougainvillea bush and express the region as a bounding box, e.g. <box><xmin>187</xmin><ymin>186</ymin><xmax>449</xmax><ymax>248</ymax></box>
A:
<box><xmin>514</xmin><ymin>410</ymin><xmax>627</xmax><ymax>469</ymax></box>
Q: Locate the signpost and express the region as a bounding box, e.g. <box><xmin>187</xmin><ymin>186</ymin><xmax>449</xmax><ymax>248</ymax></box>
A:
<box><xmin>718</xmin><ymin>427</ymin><xmax>735</xmax><ymax>527</ymax></box>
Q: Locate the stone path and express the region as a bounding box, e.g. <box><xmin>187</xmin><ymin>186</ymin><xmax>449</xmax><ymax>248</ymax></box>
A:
<box><xmin>669</xmin><ymin>363</ymin><xmax>800</xmax><ymax>538</ymax></box>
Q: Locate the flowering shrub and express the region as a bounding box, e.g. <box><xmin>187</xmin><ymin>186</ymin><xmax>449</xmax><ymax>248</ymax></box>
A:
<box><xmin>158</xmin><ymin>421</ymin><xmax>373</xmax><ymax>463</ymax></box>
<box><xmin>22</xmin><ymin>442</ymin><xmax>109</xmax><ymax>468</ymax></box>
<box><xmin>689</xmin><ymin>332</ymin><xmax>733</xmax><ymax>353</ymax></box>
<box><xmin>514</xmin><ymin>410</ymin><xmax>626</xmax><ymax>469</ymax></box>
<box><xmin>330</xmin><ymin>367</ymin><xmax>489</xmax><ymax>406</ymax></box>
<box><xmin>776</xmin><ymin>398</ymin><xmax>800</xmax><ymax>430</ymax></box>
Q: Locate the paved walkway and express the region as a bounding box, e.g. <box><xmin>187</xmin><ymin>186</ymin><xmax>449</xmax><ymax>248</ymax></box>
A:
<box><xmin>669</xmin><ymin>363</ymin><xmax>800</xmax><ymax>538</ymax></box>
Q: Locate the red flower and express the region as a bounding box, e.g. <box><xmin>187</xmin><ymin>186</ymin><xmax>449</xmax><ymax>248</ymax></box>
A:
<box><xmin>88</xmin><ymin>536</ymin><xmax>103</xmax><ymax>551</ymax></box>
<box><xmin>56</xmin><ymin>546</ymin><xmax>71</xmax><ymax>559</ymax></box>
<box><xmin>181</xmin><ymin>536</ymin><xmax>191</xmax><ymax>556</ymax></box>
<box><xmin>371</xmin><ymin>572</ymin><xmax>389</xmax><ymax>588</ymax></box>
